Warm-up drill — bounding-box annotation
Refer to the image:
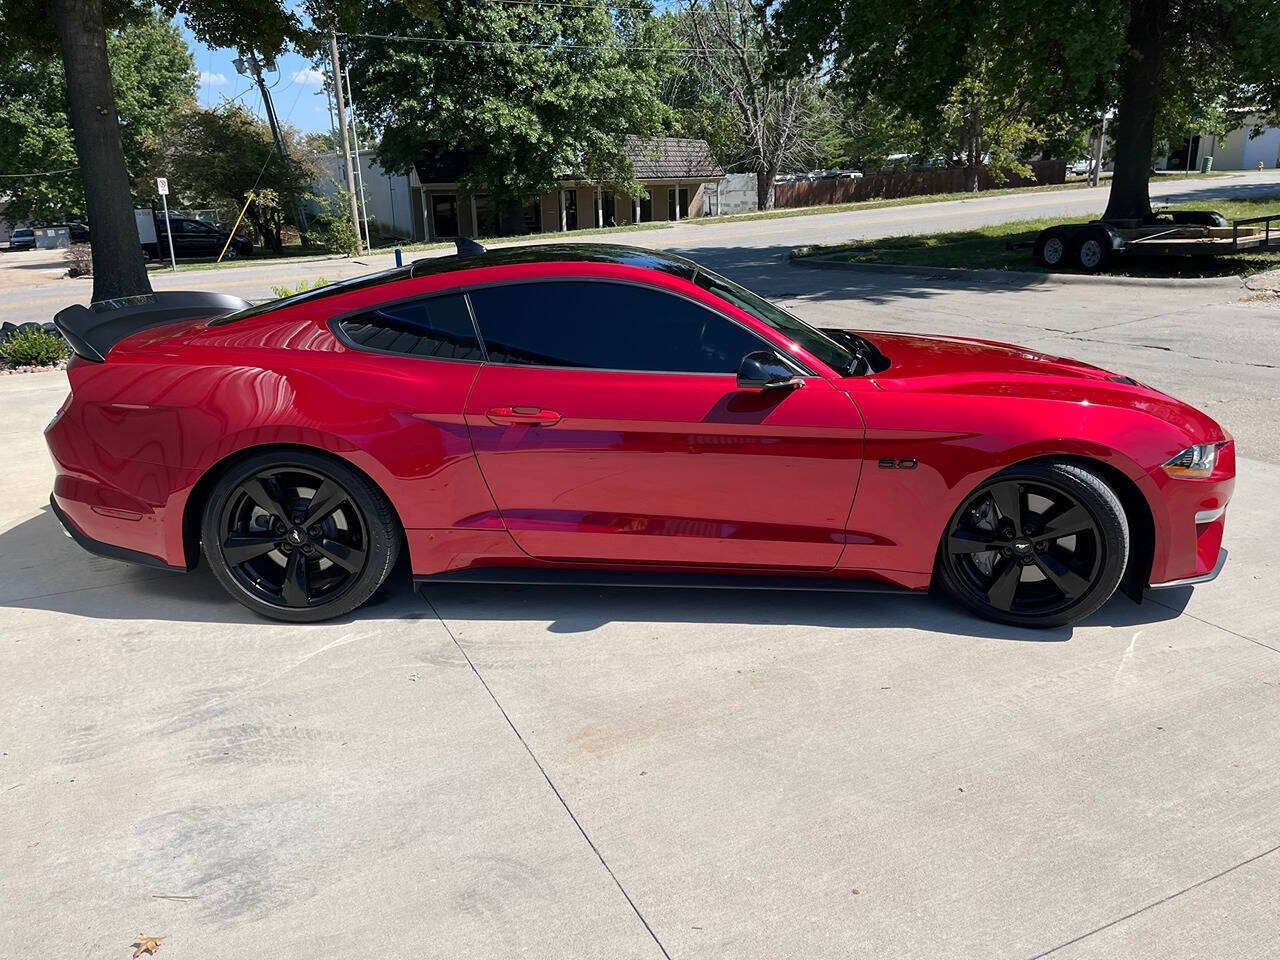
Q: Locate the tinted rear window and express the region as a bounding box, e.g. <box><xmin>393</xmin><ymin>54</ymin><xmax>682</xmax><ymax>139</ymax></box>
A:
<box><xmin>337</xmin><ymin>293</ymin><xmax>482</xmax><ymax>360</ymax></box>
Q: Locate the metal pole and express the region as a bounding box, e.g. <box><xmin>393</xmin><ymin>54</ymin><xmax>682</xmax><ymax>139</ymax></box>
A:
<box><xmin>1090</xmin><ymin>113</ymin><xmax>1105</xmax><ymax>188</ymax></box>
<box><xmin>344</xmin><ymin>66</ymin><xmax>371</xmax><ymax>250</ymax></box>
<box><xmin>160</xmin><ymin>193</ymin><xmax>176</xmax><ymax>271</ymax></box>
<box><xmin>328</xmin><ymin>28</ymin><xmax>363</xmax><ymax>254</ymax></box>
<box><xmin>248</xmin><ymin>53</ymin><xmax>308</xmax><ymax>243</ymax></box>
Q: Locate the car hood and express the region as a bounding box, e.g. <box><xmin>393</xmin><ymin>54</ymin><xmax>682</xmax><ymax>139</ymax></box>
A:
<box><xmin>852</xmin><ymin>330</ymin><xmax>1228</xmax><ymax>441</ymax></box>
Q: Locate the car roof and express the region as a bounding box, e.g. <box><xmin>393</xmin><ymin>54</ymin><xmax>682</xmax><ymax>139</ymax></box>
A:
<box><xmin>212</xmin><ymin>243</ymin><xmax>700</xmax><ymax>326</ymax></box>
<box><xmin>407</xmin><ymin>243</ymin><xmax>699</xmax><ymax>281</ymax></box>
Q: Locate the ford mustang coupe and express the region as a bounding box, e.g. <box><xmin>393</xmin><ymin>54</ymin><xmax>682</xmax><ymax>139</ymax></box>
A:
<box><xmin>47</xmin><ymin>244</ymin><xmax>1233</xmax><ymax>628</ymax></box>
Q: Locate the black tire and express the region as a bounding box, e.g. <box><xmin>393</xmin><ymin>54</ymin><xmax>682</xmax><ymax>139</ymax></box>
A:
<box><xmin>1033</xmin><ymin>228</ymin><xmax>1071</xmax><ymax>269</ymax></box>
<box><xmin>1073</xmin><ymin>226</ymin><xmax>1114</xmax><ymax>273</ymax></box>
<box><xmin>201</xmin><ymin>449</ymin><xmax>400</xmax><ymax>623</ymax></box>
<box><xmin>936</xmin><ymin>461</ymin><xmax>1129</xmax><ymax>628</ymax></box>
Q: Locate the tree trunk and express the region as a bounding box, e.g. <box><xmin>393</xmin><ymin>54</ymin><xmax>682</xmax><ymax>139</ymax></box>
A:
<box><xmin>1102</xmin><ymin>0</ymin><xmax>1170</xmax><ymax>222</ymax></box>
<box><xmin>756</xmin><ymin>163</ymin><xmax>778</xmax><ymax>210</ymax></box>
<box><xmin>51</xmin><ymin>0</ymin><xmax>152</xmax><ymax>302</ymax></box>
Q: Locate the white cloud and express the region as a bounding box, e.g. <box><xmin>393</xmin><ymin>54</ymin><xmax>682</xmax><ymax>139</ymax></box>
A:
<box><xmin>291</xmin><ymin>68</ymin><xmax>326</xmax><ymax>87</ymax></box>
<box><xmin>199</xmin><ymin>70</ymin><xmax>228</xmax><ymax>86</ymax></box>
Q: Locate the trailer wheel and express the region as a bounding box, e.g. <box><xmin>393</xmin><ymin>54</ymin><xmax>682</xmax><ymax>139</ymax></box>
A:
<box><xmin>1074</xmin><ymin>227</ymin><xmax>1114</xmax><ymax>273</ymax></box>
<box><xmin>1034</xmin><ymin>228</ymin><xmax>1070</xmax><ymax>268</ymax></box>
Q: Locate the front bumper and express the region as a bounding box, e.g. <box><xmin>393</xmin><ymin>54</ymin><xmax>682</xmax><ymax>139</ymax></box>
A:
<box><xmin>1149</xmin><ymin>546</ymin><xmax>1227</xmax><ymax>589</ymax></box>
<box><xmin>1146</xmin><ymin>441</ymin><xmax>1234</xmax><ymax>587</ymax></box>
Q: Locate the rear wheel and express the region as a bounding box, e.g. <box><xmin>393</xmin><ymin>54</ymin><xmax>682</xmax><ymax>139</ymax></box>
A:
<box><xmin>936</xmin><ymin>462</ymin><xmax>1128</xmax><ymax>628</ymax></box>
<box><xmin>201</xmin><ymin>450</ymin><xmax>399</xmax><ymax>622</ymax></box>
<box><xmin>1073</xmin><ymin>226</ymin><xmax>1114</xmax><ymax>273</ymax></box>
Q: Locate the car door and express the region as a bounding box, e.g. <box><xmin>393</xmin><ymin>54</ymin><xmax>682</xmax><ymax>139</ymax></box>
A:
<box><xmin>463</xmin><ymin>278</ymin><xmax>864</xmax><ymax>570</ymax></box>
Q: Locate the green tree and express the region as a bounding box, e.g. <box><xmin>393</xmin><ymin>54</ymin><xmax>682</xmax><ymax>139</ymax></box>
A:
<box><xmin>1</xmin><ymin>0</ymin><xmax>312</xmax><ymax>300</ymax></box>
<box><xmin>770</xmin><ymin>0</ymin><xmax>1280</xmax><ymax>220</ymax></box>
<box><xmin>343</xmin><ymin>0</ymin><xmax>668</xmax><ymax>208</ymax></box>
<box><xmin>156</xmin><ymin>105</ymin><xmax>321</xmax><ymax>252</ymax></box>
<box><xmin>0</xmin><ymin>11</ymin><xmax>195</xmax><ymax>224</ymax></box>
<box><xmin>678</xmin><ymin>0</ymin><xmax>824</xmax><ymax>209</ymax></box>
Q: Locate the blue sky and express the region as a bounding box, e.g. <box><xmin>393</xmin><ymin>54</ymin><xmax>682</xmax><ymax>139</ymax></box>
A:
<box><xmin>178</xmin><ymin>17</ymin><xmax>336</xmax><ymax>137</ymax></box>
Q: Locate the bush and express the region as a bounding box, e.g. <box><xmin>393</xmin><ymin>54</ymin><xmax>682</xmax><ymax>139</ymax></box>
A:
<box><xmin>272</xmin><ymin>277</ymin><xmax>330</xmax><ymax>298</ymax></box>
<box><xmin>1</xmin><ymin>328</ymin><xmax>70</xmax><ymax>367</ymax></box>
<box><xmin>65</xmin><ymin>243</ymin><xmax>93</xmax><ymax>277</ymax></box>
<box><xmin>311</xmin><ymin>214</ymin><xmax>360</xmax><ymax>257</ymax></box>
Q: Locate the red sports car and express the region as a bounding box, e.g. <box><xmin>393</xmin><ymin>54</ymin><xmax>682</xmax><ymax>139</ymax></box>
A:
<box><xmin>47</xmin><ymin>243</ymin><xmax>1233</xmax><ymax>628</ymax></box>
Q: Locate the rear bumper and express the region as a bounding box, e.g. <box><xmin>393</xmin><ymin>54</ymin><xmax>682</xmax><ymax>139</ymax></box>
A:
<box><xmin>49</xmin><ymin>495</ymin><xmax>184</xmax><ymax>571</ymax></box>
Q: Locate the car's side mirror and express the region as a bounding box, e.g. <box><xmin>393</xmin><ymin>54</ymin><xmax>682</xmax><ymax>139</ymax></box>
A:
<box><xmin>737</xmin><ymin>350</ymin><xmax>804</xmax><ymax>391</ymax></box>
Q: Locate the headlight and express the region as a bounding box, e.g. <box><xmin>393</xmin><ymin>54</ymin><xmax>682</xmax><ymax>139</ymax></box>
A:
<box><xmin>1163</xmin><ymin>443</ymin><xmax>1222</xmax><ymax>479</ymax></box>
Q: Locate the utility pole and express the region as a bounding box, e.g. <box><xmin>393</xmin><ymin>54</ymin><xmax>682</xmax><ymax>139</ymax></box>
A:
<box><xmin>1089</xmin><ymin>112</ymin><xmax>1107</xmax><ymax>188</ymax></box>
<box><xmin>237</xmin><ymin>51</ymin><xmax>309</xmax><ymax>244</ymax></box>
<box><xmin>329</xmin><ymin>28</ymin><xmax>363</xmax><ymax>255</ymax></box>
<box><xmin>344</xmin><ymin>65</ymin><xmax>372</xmax><ymax>250</ymax></box>
<box><xmin>319</xmin><ymin>72</ymin><xmax>337</xmax><ymax>145</ymax></box>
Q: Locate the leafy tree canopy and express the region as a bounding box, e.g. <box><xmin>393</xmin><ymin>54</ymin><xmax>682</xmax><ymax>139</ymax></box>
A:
<box><xmin>154</xmin><ymin>104</ymin><xmax>321</xmax><ymax>251</ymax></box>
<box><xmin>770</xmin><ymin>0</ymin><xmax>1280</xmax><ymax>215</ymax></box>
<box><xmin>0</xmin><ymin>10</ymin><xmax>195</xmax><ymax>222</ymax></box>
<box><xmin>343</xmin><ymin>0</ymin><xmax>670</xmax><ymax>205</ymax></box>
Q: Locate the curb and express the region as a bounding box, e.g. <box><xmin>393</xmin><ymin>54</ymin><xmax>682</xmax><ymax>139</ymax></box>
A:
<box><xmin>789</xmin><ymin>254</ymin><xmax>1248</xmax><ymax>290</ymax></box>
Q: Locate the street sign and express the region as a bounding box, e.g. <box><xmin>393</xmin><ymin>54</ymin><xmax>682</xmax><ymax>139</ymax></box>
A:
<box><xmin>157</xmin><ymin>178</ymin><xmax>176</xmax><ymax>271</ymax></box>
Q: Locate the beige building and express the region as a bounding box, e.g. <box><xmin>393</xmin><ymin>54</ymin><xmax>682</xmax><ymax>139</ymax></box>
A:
<box><xmin>412</xmin><ymin>136</ymin><xmax>726</xmax><ymax>240</ymax></box>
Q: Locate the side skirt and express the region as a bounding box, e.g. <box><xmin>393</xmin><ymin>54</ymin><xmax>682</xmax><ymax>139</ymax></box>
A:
<box><xmin>415</xmin><ymin>566</ymin><xmax>920</xmax><ymax>594</ymax></box>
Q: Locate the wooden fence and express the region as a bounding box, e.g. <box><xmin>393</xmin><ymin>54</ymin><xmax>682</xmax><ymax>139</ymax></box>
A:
<box><xmin>774</xmin><ymin>160</ymin><xmax>1067</xmax><ymax>209</ymax></box>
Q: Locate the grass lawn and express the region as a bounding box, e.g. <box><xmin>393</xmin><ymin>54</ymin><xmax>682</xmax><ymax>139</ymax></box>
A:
<box><xmin>793</xmin><ymin>194</ymin><xmax>1280</xmax><ymax>278</ymax></box>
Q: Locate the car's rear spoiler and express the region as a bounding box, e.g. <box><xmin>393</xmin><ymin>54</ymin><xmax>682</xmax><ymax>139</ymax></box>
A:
<box><xmin>52</xmin><ymin>291</ymin><xmax>252</xmax><ymax>362</ymax></box>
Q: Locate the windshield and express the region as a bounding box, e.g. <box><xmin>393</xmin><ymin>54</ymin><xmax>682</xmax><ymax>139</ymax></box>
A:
<box><xmin>692</xmin><ymin>268</ymin><xmax>858</xmax><ymax>374</ymax></box>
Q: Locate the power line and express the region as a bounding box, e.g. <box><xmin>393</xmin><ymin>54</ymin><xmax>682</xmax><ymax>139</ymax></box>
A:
<box><xmin>487</xmin><ymin>0</ymin><xmax>661</xmax><ymax>11</ymax></box>
<box><xmin>0</xmin><ymin>166</ymin><xmax>78</xmax><ymax>179</ymax></box>
<box><xmin>343</xmin><ymin>31</ymin><xmax>731</xmax><ymax>53</ymax></box>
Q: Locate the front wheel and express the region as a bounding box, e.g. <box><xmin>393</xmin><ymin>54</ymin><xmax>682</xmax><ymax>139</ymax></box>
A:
<box><xmin>936</xmin><ymin>462</ymin><xmax>1129</xmax><ymax>628</ymax></box>
<box><xmin>1033</xmin><ymin>228</ymin><xmax>1070</xmax><ymax>269</ymax></box>
<box><xmin>201</xmin><ymin>450</ymin><xmax>400</xmax><ymax>622</ymax></box>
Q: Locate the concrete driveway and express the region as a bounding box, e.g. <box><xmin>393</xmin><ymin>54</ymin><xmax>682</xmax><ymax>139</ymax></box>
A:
<box><xmin>3</xmin><ymin>194</ymin><xmax>1280</xmax><ymax>958</ymax></box>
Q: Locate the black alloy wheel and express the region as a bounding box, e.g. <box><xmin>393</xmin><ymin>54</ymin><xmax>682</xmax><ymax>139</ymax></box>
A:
<box><xmin>202</xmin><ymin>451</ymin><xmax>399</xmax><ymax>622</ymax></box>
<box><xmin>937</xmin><ymin>462</ymin><xmax>1129</xmax><ymax>628</ymax></box>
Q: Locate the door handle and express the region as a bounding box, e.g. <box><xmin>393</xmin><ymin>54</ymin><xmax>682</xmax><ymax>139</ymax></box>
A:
<box><xmin>486</xmin><ymin>406</ymin><xmax>562</xmax><ymax>426</ymax></box>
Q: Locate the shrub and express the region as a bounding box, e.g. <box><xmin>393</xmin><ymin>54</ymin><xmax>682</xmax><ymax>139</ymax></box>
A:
<box><xmin>272</xmin><ymin>277</ymin><xmax>330</xmax><ymax>299</ymax></box>
<box><xmin>65</xmin><ymin>243</ymin><xmax>93</xmax><ymax>277</ymax></box>
<box><xmin>1</xmin><ymin>328</ymin><xmax>70</xmax><ymax>367</ymax></box>
<box><xmin>311</xmin><ymin>214</ymin><xmax>360</xmax><ymax>257</ymax></box>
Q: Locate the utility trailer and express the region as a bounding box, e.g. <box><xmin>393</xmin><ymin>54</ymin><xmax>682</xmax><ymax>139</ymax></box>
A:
<box><xmin>1031</xmin><ymin>211</ymin><xmax>1280</xmax><ymax>272</ymax></box>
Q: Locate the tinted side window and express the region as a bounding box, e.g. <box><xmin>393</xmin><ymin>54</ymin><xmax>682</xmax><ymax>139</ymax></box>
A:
<box><xmin>468</xmin><ymin>281</ymin><xmax>766</xmax><ymax>373</ymax></box>
<box><xmin>337</xmin><ymin>293</ymin><xmax>482</xmax><ymax>361</ymax></box>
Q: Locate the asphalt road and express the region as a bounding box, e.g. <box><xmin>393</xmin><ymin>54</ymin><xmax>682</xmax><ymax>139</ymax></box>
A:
<box><xmin>2</xmin><ymin>177</ymin><xmax>1279</xmax><ymax>959</ymax></box>
<box><xmin>5</xmin><ymin>169</ymin><xmax>1280</xmax><ymax>324</ymax></box>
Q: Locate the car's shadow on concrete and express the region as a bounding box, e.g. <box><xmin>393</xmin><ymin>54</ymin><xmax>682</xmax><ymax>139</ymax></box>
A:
<box><xmin>416</xmin><ymin>581</ymin><xmax>1190</xmax><ymax>644</ymax></box>
<box><xmin>5</xmin><ymin>505</ymin><xmax>1191</xmax><ymax>640</ymax></box>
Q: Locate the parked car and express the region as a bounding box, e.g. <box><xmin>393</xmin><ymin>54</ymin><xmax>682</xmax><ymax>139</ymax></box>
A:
<box><xmin>5</xmin><ymin>228</ymin><xmax>35</xmax><ymax>251</ymax></box>
<box><xmin>49</xmin><ymin>243</ymin><xmax>1233</xmax><ymax>627</ymax></box>
<box><xmin>1069</xmin><ymin>158</ymin><xmax>1097</xmax><ymax>177</ymax></box>
<box><xmin>145</xmin><ymin>216</ymin><xmax>252</xmax><ymax>260</ymax></box>
<box><xmin>54</xmin><ymin>221</ymin><xmax>91</xmax><ymax>243</ymax></box>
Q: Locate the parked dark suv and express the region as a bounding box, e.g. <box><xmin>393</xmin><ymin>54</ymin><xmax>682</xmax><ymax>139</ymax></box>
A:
<box><xmin>146</xmin><ymin>216</ymin><xmax>252</xmax><ymax>260</ymax></box>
